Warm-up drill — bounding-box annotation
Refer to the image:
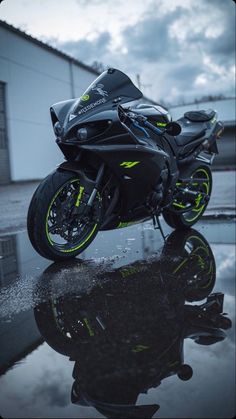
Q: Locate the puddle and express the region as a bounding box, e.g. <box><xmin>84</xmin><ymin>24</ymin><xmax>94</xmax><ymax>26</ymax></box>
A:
<box><xmin>0</xmin><ymin>220</ymin><xmax>235</xmax><ymax>418</ymax></box>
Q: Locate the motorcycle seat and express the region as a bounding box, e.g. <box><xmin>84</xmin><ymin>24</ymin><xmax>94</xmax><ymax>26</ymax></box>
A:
<box><xmin>184</xmin><ymin>109</ymin><xmax>216</xmax><ymax>122</ymax></box>
<box><xmin>174</xmin><ymin>117</ymin><xmax>206</xmax><ymax>146</ymax></box>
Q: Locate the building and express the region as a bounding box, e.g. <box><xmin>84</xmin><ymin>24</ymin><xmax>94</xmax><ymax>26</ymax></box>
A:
<box><xmin>169</xmin><ymin>98</ymin><xmax>236</xmax><ymax>168</ymax></box>
<box><xmin>1</xmin><ymin>20</ymin><xmax>234</xmax><ymax>186</ymax></box>
<box><xmin>0</xmin><ymin>20</ymin><xmax>157</xmax><ymax>185</ymax></box>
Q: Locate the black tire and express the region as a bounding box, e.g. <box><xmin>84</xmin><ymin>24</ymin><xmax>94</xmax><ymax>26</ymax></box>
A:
<box><xmin>163</xmin><ymin>162</ymin><xmax>212</xmax><ymax>230</ymax></box>
<box><xmin>27</xmin><ymin>170</ymin><xmax>102</xmax><ymax>261</ymax></box>
<box><xmin>34</xmin><ymin>302</ymin><xmax>75</xmax><ymax>356</ymax></box>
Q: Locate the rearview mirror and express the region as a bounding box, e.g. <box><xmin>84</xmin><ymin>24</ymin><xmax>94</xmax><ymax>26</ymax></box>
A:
<box><xmin>165</xmin><ymin>122</ymin><xmax>182</xmax><ymax>136</ymax></box>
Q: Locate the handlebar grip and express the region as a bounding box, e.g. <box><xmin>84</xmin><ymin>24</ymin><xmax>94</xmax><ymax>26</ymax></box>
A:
<box><xmin>143</xmin><ymin>119</ymin><xmax>163</xmax><ymax>135</ymax></box>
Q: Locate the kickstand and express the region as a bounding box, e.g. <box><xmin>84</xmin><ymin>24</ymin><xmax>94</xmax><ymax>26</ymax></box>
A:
<box><xmin>153</xmin><ymin>214</ymin><xmax>167</xmax><ymax>241</ymax></box>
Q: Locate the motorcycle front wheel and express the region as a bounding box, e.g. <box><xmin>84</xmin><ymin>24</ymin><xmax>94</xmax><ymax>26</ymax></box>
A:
<box><xmin>27</xmin><ymin>170</ymin><xmax>102</xmax><ymax>261</ymax></box>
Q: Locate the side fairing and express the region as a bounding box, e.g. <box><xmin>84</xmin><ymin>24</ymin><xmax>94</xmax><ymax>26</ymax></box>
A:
<box><xmin>79</xmin><ymin>142</ymin><xmax>167</xmax><ymax>218</ymax></box>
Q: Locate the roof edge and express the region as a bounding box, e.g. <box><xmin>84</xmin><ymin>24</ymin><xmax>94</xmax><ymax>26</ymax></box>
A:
<box><xmin>0</xmin><ymin>19</ymin><xmax>100</xmax><ymax>76</ymax></box>
<box><xmin>0</xmin><ymin>19</ymin><xmax>158</xmax><ymax>104</ymax></box>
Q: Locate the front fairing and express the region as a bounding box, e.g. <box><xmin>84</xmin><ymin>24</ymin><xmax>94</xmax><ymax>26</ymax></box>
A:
<box><xmin>50</xmin><ymin>98</ymin><xmax>77</xmax><ymax>127</ymax></box>
<box><xmin>72</xmin><ymin>68</ymin><xmax>142</xmax><ymax>117</ymax></box>
<box><xmin>50</xmin><ymin>68</ymin><xmax>143</xmax><ymax>139</ymax></box>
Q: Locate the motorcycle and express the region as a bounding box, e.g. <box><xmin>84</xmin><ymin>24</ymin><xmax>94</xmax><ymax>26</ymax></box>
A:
<box><xmin>27</xmin><ymin>68</ymin><xmax>224</xmax><ymax>260</ymax></box>
<box><xmin>34</xmin><ymin>229</ymin><xmax>231</xmax><ymax>418</ymax></box>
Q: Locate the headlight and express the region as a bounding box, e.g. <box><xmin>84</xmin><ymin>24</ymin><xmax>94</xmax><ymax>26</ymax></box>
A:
<box><xmin>54</xmin><ymin>121</ymin><xmax>62</xmax><ymax>136</ymax></box>
<box><xmin>77</xmin><ymin>127</ymin><xmax>88</xmax><ymax>141</ymax></box>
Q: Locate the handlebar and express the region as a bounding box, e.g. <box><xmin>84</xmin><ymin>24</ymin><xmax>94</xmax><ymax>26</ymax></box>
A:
<box><xmin>118</xmin><ymin>105</ymin><xmax>164</xmax><ymax>136</ymax></box>
<box><xmin>118</xmin><ymin>104</ymin><xmax>181</xmax><ymax>137</ymax></box>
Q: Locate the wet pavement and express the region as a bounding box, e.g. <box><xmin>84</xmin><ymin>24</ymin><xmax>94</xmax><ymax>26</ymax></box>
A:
<box><xmin>0</xmin><ymin>219</ymin><xmax>235</xmax><ymax>418</ymax></box>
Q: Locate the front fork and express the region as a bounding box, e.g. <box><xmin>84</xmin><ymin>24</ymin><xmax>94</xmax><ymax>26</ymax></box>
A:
<box><xmin>72</xmin><ymin>163</ymin><xmax>105</xmax><ymax>216</ymax></box>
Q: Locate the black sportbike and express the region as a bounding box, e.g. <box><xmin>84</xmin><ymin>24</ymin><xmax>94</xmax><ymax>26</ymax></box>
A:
<box><xmin>27</xmin><ymin>68</ymin><xmax>224</xmax><ymax>260</ymax></box>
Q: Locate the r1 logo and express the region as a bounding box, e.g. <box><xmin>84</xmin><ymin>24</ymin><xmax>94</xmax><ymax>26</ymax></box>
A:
<box><xmin>120</xmin><ymin>161</ymin><xmax>140</xmax><ymax>169</ymax></box>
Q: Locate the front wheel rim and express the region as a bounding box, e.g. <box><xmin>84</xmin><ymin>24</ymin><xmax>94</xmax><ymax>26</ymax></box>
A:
<box><xmin>45</xmin><ymin>179</ymin><xmax>100</xmax><ymax>253</ymax></box>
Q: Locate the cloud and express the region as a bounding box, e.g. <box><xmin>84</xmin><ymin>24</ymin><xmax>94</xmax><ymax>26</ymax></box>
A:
<box><xmin>51</xmin><ymin>0</ymin><xmax>235</xmax><ymax>103</ymax></box>
<box><xmin>57</xmin><ymin>32</ymin><xmax>111</xmax><ymax>63</ymax></box>
<box><xmin>184</xmin><ymin>0</ymin><xmax>235</xmax><ymax>64</ymax></box>
<box><xmin>121</xmin><ymin>7</ymin><xmax>183</xmax><ymax>63</ymax></box>
<box><xmin>30</xmin><ymin>369</ymin><xmax>69</xmax><ymax>408</ymax></box>
<box><xmin>166</xmin><ymin>64</ymin><xmax>204</xmax><ymax>88</ymax></box>
<box><xmin>75</xmin><ymin>0</ymin><xmax>115</xmax><ymax>3</ymax></box>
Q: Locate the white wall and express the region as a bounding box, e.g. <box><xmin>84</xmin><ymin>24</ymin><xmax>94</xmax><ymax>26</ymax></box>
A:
<box><xmin>0</xmin><ymin>25</ymin><xmax>96</xmax><ymax>181</ymax></box>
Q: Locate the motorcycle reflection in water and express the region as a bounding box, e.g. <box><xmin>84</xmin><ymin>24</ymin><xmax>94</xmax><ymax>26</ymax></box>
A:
<box><xmin>34</xmin><ymin>229</ymin><xmax>232</xmax><ymax>419</ymax></box>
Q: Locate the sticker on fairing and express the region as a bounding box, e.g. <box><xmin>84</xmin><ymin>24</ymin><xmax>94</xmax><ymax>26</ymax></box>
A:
<box><xmin>77</xmin><ymin>97</ymin><xmax>107</xmax><ymax>115</ymax></box>
<box><xmin>91</xmin><ymin>83</ymin><xmax>108</xmax><ymax>97</ymax></box>
<box><xmin>69</xmin><ymin>113</ymin><xmax>77</xmax><ymax>121</ymax></box>
<box><xmin>81</xmin><ymin>94</ymin><xmax>90</xmax><ymax>101</ymax></box>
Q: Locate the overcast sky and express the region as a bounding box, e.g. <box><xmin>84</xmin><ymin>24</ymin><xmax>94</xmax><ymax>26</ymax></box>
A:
<box><xmin>0</xmin><ymin>0</ymin><xmax>235</xmax><ymax>104</ymax></box>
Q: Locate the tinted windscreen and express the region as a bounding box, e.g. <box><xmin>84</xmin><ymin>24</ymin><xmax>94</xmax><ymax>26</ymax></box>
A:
<box><xmin>73</xmin><ymin>68</ymin><xmax>142</xmax><ymax>117</ymax></box>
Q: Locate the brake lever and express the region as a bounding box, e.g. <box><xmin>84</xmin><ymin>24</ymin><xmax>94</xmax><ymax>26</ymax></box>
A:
<box><xmin>117</xmin><ymin>104</ymin><xmax>128</xmax><ymax>123</ymax></box>
<box><xmin>118</xmin><ymin>108</ymin><xmax>138</xmax><ymax>125</ymax></box>
<box><xmin>118</xmin><ymin>107</ymin><xmax>164</xmax><ymax>138</ymax></box>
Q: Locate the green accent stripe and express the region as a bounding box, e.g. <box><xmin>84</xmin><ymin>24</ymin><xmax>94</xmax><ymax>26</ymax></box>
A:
<box><xmin>75</xmin><ymin>185</ymin><xmax>84</xmax><ymax>207</ymax></box>
<box><xmin>156</xmin><ymin>122</ymin><xmax>167</xmax><ymax>127</ymax></box>
<box><xmin>173</xmin><ymin>202</ymin><xmax>187</xmax><ymax>209</ymax></box>
<box><xmin>172</xmin><ymin>257</ymin><xmax>188</xmax><ymax>274</ymax></box>
<box><xmin>117</xmin><ymin>221</ymin><xmax>135</xmax><ymax>228</ymax></box>
<box><xmin>132</xmin><ymin>344</ymin><xmax>149</xmax><ymax>353</ymax></box>
<box><xmin>83</xmin><ymin>317</ymin><xmax>94</xmax><ymax>336</ymax></box>
<box><xmin>59</xmin><ymin>223</ymin><xmax>98</xmax><ymax>253</ymax></box>
<box><xmin>183</xmin><ymin>168</ymin><xmax>210</xmax><ymax>223</ymax></box>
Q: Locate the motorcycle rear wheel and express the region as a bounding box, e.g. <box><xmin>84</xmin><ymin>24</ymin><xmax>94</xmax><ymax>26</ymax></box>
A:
<box><xmin>163</xmin><ymin>163</ymin><xmax>212</xmax><ymax>229</ymax></box>
<box><xmin>27</xmin><ymin>170</ymin><xmax>102</xmax><ymax>261</ymax></box>
<box><xmin>162</xmin><ymin>229</ymin><xmax>216</xmax><ymax>301</ymax></box>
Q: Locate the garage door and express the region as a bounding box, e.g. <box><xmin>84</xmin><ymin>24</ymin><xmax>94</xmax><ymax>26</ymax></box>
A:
<box><xmin>0</xmin><ymin>236</ymin><xmax>18</xmax><ymax>287</ymax></box>
<box><xmin>0</xmin><ymin>82</ymin><xmax>11</xmax><ymax>184</ymax></box>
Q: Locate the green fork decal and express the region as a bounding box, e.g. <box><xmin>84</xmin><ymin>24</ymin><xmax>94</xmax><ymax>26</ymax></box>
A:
<box><xmin>75</xmin><ymin>185</ymin><xmax>85</xmax><ymax>207</ymax></box>
<box><xmin>83</xmin><ymin>317</ymin><xmax>94</xmax><ymax>337</ymax></box>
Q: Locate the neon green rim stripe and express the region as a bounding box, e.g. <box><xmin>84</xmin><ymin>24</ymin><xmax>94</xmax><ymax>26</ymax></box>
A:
<box><xmin>45</xmin><ymin>180</ymin><xmax>76</xmax><ymax>246</ymax></box>
<box><xmin>186</xmin><ymin>235</ymin><xmax>214</xmax><ymax>289</ymax></box>
<box><xmin>45</xmin><ymin>179</ymin><xmax>98</xmax><ymax>253</ymax></box>
<box><xmin>59</xmin><ymin>223</ymin><xmax>98</xmax><ymax>253</ymax></box>
<box><xmin>184</xmin><ymin>169</ymin><xmax>210</xmax><ymax>222</ymax></box>
<box><xmin>172</xmin><ymin>257</ymin><xmax>188</xmax><ymax>274</ymax></box>
<box><xmin>201</xmin><ymin>261</ymin><xmax>214</xmax><ymax>288</ymax></box>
